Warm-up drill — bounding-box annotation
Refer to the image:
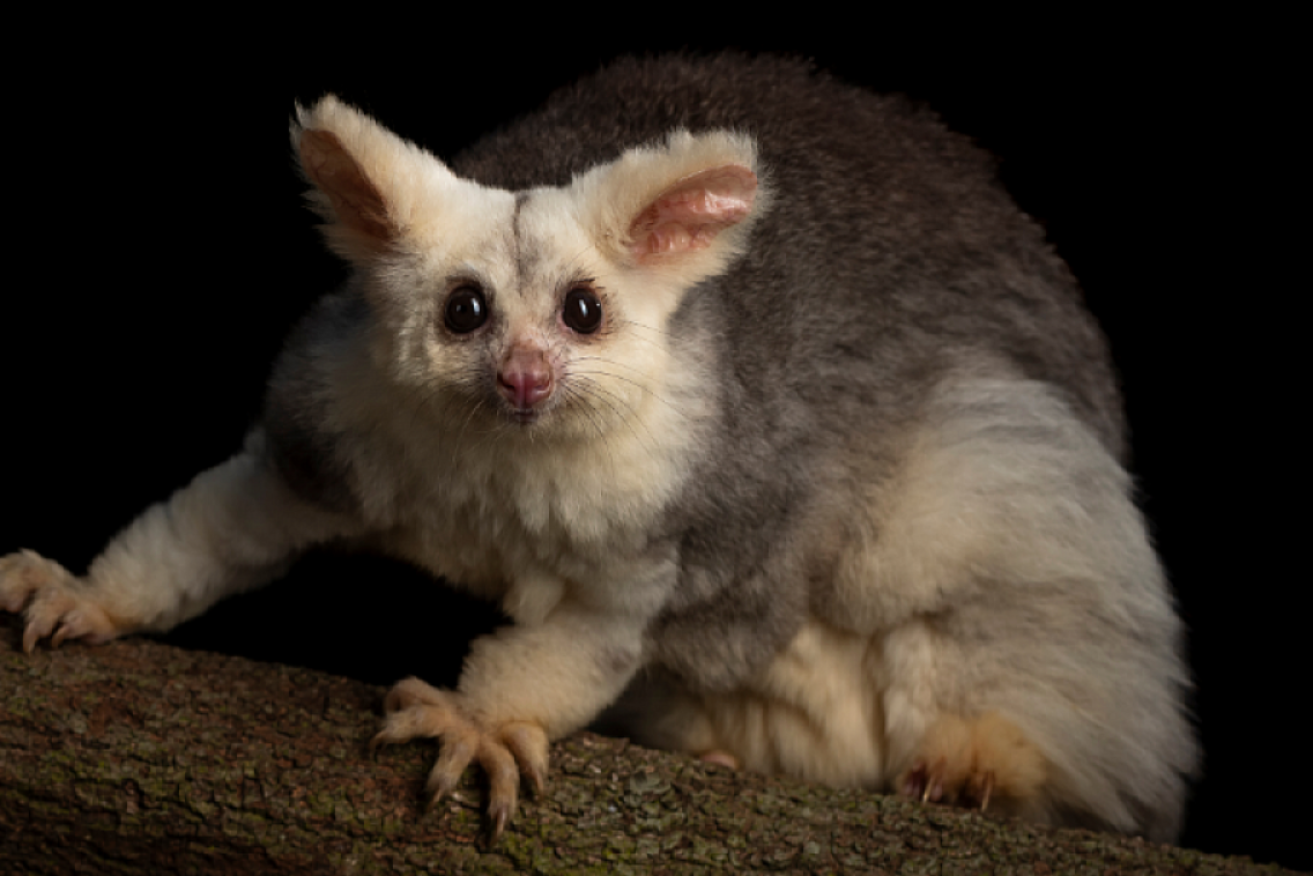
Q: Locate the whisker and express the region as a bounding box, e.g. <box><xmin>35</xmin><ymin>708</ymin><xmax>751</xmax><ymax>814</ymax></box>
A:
<box><xmin>568</xmin><ymin>358</ymin><xmax>694</xmax><ymax>423</ymax></box>
<box><xmin>559</xmin><ymin>383</ymin><xmax>621</xmax><ymax>471</ymax></box>
<box><xmin>561</xmin><ymin>373</ymin><xmax>662</xmax><ymax>459</ymax></box>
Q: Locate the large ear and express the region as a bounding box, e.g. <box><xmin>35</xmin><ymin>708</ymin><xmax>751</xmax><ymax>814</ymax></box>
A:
<box><xmin>292</xmin><ymin>95</ymin><xmax>458</xmax><ymax>263</ymax></box>
<box><xmin>577</xmin><ymin>130</ymin><xmax>767</xmax><ymax>285</ymax></box>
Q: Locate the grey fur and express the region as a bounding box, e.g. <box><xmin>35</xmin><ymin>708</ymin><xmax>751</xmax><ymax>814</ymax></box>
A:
<box><xmin>457</xmin><ymin>54</ymin><xmax>1189</xmax><ymax>837</ymax></box>
<box><xmin>264</xmin><ymin>289</ymin><xmax>369</xmax><ymax>514</ymax></box>
<box><xmin>257</xmin><ymin>53</ymin><xmax>1196</xmax><ymax>837</ymax></box>
<box><xmin>442</xmin><ymin>54</ymin><xmax>1129</xmax><ymax>679</ymax></box>
<box><xmin>256</xmin><ymin>54</ymin><xmax>1198</xmax><ymax>839</ymax></box>
<box><xmin>2</xmin><ymin>53</ymin><xmax>1195</xmax><ymax>843</ymax></box>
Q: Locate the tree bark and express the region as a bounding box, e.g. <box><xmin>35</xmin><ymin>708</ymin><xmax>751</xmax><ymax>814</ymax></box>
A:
<box><xmin>0</xmin><ymin>617</ymin><xmax>1287</xmax><ymax>875</ymax></box>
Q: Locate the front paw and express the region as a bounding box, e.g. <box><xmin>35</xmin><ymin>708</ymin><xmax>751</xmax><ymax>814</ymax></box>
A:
<box><xmin>0</xmin><ymin>550</ymin><xmax>120</xmax><ymax>653</ymax></box>
<box><xmin>897</xmin><ymin>711</ymin><xmax>1047</xmax><ymax>816</ymax></box>
<box><xmin>373</xmin><ymin>676</ymin><xmax>549</xmax><ymax>843</ymax></box>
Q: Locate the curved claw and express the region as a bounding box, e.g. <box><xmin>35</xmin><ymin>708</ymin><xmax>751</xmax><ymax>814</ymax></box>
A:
<box><xmin>479</xmin><ymin>733</ymin><xmax>520</xmax><ymax>841</ymax></box>
<box><xmin>901</xmin><ymin>758</ymin><xmax>947</xmax><ymax>803</ymax></box>
<box><xmin>898</xmin><ymin>712</ymin><xmax>1043</xmax><ymax>817</ymax></box>
<box><xmin>1</xmin><ymin>550</ymin><xmax>120</xmax><ymax>653</ymax></box>
<box><xmin>501</xmin><ymin>721</ymin><xmax>549</xmax><ymax>798</ymax></box>
<box><xmin>900</xmin><ymin>760</ymin><xmax>927</xmax><ymax>800</ymax></box>
<box><xmin>972</xmin><ymin>769</ymin><xmax>995</xmax><ymax>813</ymax></box>
<box><xmin>487</xmin><ymin>798</ymin><xmax>512</xmax><ymax>846</ymax></box>
<box><xmin>426</xmin><ymin>732</ymin><xmax>478</xmax><ymax>809</ymax></box>
<box><xmin>22</xmin><ymin>612</ymin><xmax>56</xmax><ymax>654</ymax></box>
<box><xmin>375</xmin><ymin>678</ymin><xmax>548</xmax><ymax>844</ymax></box>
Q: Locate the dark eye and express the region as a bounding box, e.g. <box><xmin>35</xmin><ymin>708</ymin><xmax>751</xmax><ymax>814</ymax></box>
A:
<box><xmin>444</xmin><ymin>285</ymin><xmax>488</xmax><ymax>333</ymax></box>
<box><xmin>562</xmin><ymin>287</ymin><xmax>602</xmax><ymax>334</ymax></box>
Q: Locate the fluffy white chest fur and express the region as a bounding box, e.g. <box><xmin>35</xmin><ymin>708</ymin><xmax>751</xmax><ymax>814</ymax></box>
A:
<box><xmin>354</xmin><ymin>364</ymin><xmax>706</xmax><ymax>622</ymax></box>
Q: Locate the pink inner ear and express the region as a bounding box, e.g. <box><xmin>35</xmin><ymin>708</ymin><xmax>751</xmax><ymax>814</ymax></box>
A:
<box><xmin>628</xmin><ymin>165</ymin><xmax>757</xmax><ymax>262</ymax></box>
<box><xmin>299</xmin><ymin>129</ymin><xmax>394</xmax><ymax>246</ymax></box>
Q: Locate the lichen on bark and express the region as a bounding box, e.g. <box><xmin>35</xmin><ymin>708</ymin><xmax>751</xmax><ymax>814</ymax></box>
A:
<box><xmin>0</xmin><ymin>617</ymin><xmax>1291</xmax><ymax>875</ymax></box>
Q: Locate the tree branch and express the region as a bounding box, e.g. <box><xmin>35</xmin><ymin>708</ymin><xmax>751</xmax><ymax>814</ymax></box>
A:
<box><xmin>0</xmin><ymin>618</ymin><xmax>1286</xmax><ymax>875</ymax></box>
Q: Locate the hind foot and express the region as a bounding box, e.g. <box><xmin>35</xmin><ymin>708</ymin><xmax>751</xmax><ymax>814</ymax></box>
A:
<box><xmin>897</xmin><ymin>711</ymin><xmax>1046</xmax><ymax>815</ymax></box>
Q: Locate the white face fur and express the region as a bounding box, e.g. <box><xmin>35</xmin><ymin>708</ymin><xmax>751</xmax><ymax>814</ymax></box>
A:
<box><xmin>295</xmin><ymin>96</ymin><xmax>767</xmax><ymax>444</ymax></box>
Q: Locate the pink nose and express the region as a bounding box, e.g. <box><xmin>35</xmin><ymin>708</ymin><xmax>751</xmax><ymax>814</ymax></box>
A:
<box><xmin>497</xmin><ymin>346</ymin><xmax>554</xmax><ymax>409</ymax></box>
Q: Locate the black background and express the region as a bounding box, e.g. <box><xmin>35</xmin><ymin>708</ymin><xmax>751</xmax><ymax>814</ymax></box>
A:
<box><xmin>2</xmin><ymin>14</ymin><xmax>1301</xmax><ymax>871</ymax></box>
